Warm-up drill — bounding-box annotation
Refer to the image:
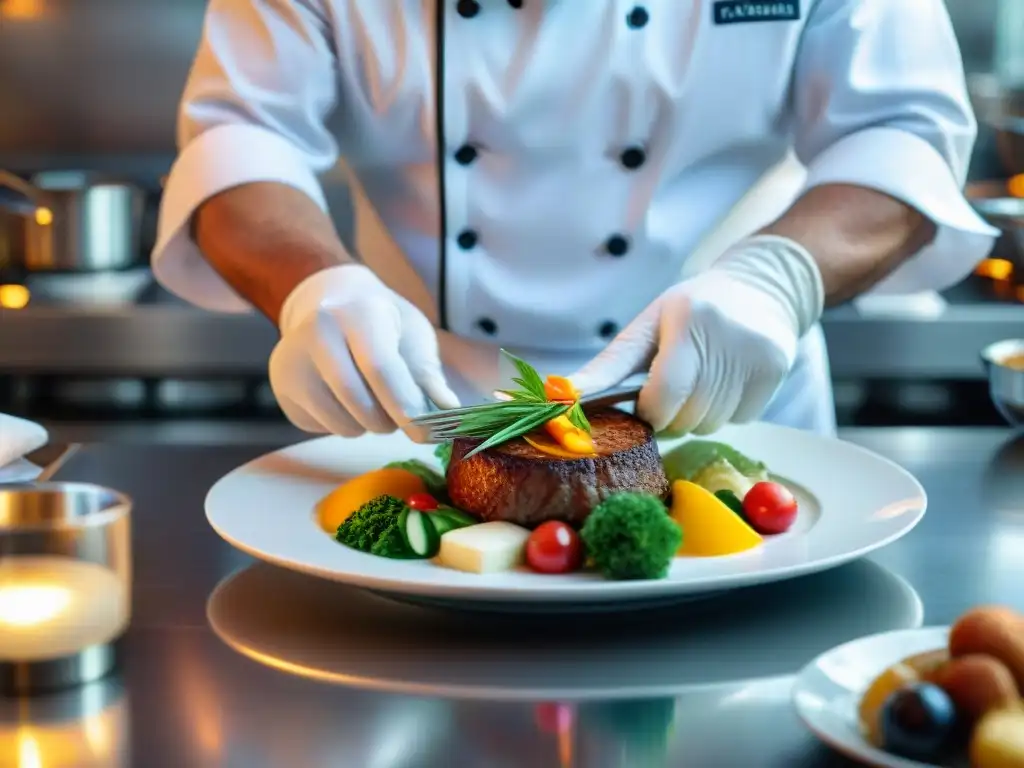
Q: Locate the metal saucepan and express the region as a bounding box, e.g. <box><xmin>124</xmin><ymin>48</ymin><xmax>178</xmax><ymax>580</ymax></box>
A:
<box><xmin>981</xmin><ymin>339</ymin><xmax>1024</xmax><ymax>428</ymax></box>
<box><xmin>969</xmin><ymin>73</ymin><xmax>1024</xmax><ymax>177</ymax></box>
<box><xmin>0</xmin><ymin>170</ymin><xmax>145</xmax><ymax>272</ymax></box>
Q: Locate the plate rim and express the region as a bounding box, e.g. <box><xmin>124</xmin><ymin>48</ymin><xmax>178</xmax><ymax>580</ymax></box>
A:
<box><xmin>791</xmin><ymin>625</ymin><xmax>952</xmax><ymax>768</ymax></box>
<box><xmin>205</xmin><ymin>423</ymin><xmax>928</xmax><ymax>603</ymax></box>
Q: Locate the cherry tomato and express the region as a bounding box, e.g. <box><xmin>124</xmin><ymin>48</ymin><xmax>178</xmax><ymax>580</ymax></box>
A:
<box><xmin>526</xmin><ymin>521</ymin><xmax>584</xmax><ymax>574</ymax></box>
<box><xmin>742</xmin><ymin>481</ymin><xmax>798</xmax><ymax>534</ymax></box>
<box><xmin>406</xmin><ymin>492</ymin><xmax>439</xmax><ymax>512</ymax></box>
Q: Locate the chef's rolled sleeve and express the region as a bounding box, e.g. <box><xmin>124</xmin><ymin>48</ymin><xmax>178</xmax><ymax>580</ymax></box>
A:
<box><xmin>152</xmin><ymin>0</ymin><xmax>340</xmax><ymax>313</ymax></box>
<box><xmin>792</xmin><ymin>0</ymin><xmax>998</xmax><ymax>295</ymax></box>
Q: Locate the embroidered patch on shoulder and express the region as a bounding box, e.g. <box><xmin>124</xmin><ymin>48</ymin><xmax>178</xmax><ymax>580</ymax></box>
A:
<box><xmin>713</xmin><ymin>0</ymin><xmax>800</xmax><ymax>24</ymax></box>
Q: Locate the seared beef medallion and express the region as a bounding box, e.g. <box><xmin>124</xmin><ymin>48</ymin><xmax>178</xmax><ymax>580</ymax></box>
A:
<box><xmin>446</xmin><ymin>409</ymin><xmax>669</xmax><ymax>528</ymax></box>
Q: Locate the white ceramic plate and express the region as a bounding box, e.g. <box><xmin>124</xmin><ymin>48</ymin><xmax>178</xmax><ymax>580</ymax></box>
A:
<box><xmin>205</xmin><ymin>422</ymin><xmax>926</xmax><ymax>607</ymax></box>
<box><xmin>793</xmin><ymin>627</ymin><xmax>955</xmax><ymax>768</ymax></box>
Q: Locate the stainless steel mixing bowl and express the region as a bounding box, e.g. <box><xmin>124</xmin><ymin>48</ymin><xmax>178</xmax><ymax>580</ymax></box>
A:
<box><xmin>982</xmin><ymin>339</ymin><xmax>1024</xmax><ymax>427</ymax></box>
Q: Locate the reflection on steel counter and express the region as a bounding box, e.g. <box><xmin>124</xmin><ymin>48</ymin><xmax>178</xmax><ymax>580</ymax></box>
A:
<box><xmin>0</xmin><ymin>680</ymin><xmax>130</xmax><ymax>767</ymax></box>
<box><xmin>205</xmin><ymin>559</ymin><xmax>923</xmax><ymax>697</ymax></box>
<box><xmin>204</xmin><ymin>557</ymin><xmax>922</xmax><ymax>766</ymax></box>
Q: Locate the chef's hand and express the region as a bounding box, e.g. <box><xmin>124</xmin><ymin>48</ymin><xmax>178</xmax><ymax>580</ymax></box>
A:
<box><xmin>269</xmin><ymin>264</ymin><xmax>460</xmax><ymax>439</ymax></box>
<box><xmin>569</xmin><ymin>235</ymin><xmax>824</xmax><ymax>436</ymax></box>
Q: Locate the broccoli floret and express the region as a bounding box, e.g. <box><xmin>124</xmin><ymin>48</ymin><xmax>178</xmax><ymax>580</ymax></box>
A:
<box><xmin>691</xmin><ymin>458</ymin><xmax>759</xmax><ymax>498</ymax></box>
<box><xmin>369</xmin><ymin>524</ymin><xmax>413</xmax><ymax>558</ymax></box>
<box><xmin>384</xmin><ymin>459</ymin><xmax>448</xmax><ymax>499</ymax></box>
<box><xmin>336</xmin><ymin>495</ymin><xmax>411</xmax><ymax>558</ymax></box>
<box><xmin>434</xmin><ymin>442</ymin><xmax>453</xmax><ymax>473</ymax></box>
<box><xmin>581</xmin><ymin>493</ymin><xmax>681</xmax><ymax>581</ymax></box>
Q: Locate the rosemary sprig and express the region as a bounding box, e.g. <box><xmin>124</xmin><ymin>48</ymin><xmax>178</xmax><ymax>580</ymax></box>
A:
<box><xmin>442</xmin><ymin>350</ymin><xmax>591</xmax><ymax>458</ymax></box>
<box><xmin>507</xmin><ymin>352</ymin><xmax>547</xmax><ymax>400</ymax></box>
<box><xmin>566</xmin><ymin>400</ymin><xmax>590</xmax><ymax>433</ymax></box>
<box><xmin>463</xmin><ymin>403</ymin><xmax>567</xmax><ymax>458</ymax></box>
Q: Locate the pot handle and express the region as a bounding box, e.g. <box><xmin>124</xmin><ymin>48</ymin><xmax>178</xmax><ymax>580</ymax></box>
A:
<box><xmin>0</xmin><ymin>170</ymin><xmax>41</xmax><ymax>211</ymax></box>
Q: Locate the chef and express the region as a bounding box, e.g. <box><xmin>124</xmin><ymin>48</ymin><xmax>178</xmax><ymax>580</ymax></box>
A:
<box><xmin>153</xmin><ymin>0</ymin><xmax>998</xmax><ymax>439</ymax></box>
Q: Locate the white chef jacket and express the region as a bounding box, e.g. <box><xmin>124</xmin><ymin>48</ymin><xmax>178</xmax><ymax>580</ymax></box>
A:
<box><xmin>153</xmin><ymin>0</ymin><xmax>998</xmax><ymax>435</ymax></box>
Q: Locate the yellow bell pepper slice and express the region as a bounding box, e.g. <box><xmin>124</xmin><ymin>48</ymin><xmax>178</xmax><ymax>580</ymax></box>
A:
<box><xmin>670</xmin><ymin>480</ymin><xmax>762</xmax><ymax>557</ymax></box>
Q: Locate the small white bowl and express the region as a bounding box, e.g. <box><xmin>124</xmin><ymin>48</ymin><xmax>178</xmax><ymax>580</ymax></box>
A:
<box><xmin>981</xmin><ymin>339</ymin><xmax>1024</xmax><ymax>427</ymax></box>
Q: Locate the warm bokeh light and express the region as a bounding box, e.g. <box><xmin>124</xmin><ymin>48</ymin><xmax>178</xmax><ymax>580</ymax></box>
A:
<box><xmin>82</xmin><ymin>714</ymin><xmax>110</xmax><ymax>757</ymax></box>
<box><xmin>175</xmin><ymin>642</ymin><xmax>223</xmax><ymax>759</ymax></box>
<box><xmin>34</xmin><ymin>207</ymin><xmax>53</xmax><ymax>226</ymax></box>
<box><xmin>1009</xmin><ymin>174</ymin><xmax>1024</xmax><ymax>199</ymax></box>
<box><xmin>17</xmin><ymin>732</ymin><xmax>42</xmax><ymax>768</ymax></box>
<box><xmin>975</xmin><ymin>258</ymin><xmax>1014</xmax><ymax>281</ymax></box>
<box><xmin>0</xmin><ymin>285</ymin><xmax>30</xmax><ymax>309</ymax></box>
<box><xmin>0</xmin><ymin>0</ymin><xmax>47</xmax><ymax>20</ymax></box>
<box><xmin>559</xmin><ymin>727</ymin><xmax>573</xmax><ymax>768</ymax></box>
<box><xmin>0</xmin><ymin>707</ymin><xmax>122</xmax><ymax>768</ymax></box>
<box><xmin>0</xmin><ymin>584</ymin><xmax>72</xmax><ymax>627</ymax></box>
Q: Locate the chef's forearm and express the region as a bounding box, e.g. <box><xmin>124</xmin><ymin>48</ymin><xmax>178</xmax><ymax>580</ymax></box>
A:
<box><xmin>194</xmin><ymin>181</ymin><xmax>353</xmax><ymax>324</ymax></box>
<box><xmin>761</xmin><ymin>183</ymin><xmax>937</xmax><ymax>307</ymax></box>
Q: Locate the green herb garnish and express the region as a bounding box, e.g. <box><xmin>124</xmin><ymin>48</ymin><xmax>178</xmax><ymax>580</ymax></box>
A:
<box><xmin>432</xmin><ymin>351</ymin><xmax>592</xmax><ymax>458</ymax></box>
<box><xmin>566</xmin><ymin>400</ymin><xmax>591</xmax><ymax>433</ymax></box>
<box><xmin>434</xmin><ymin>442</ymin><xmax>453</xmax><ymax>472</ymax></box>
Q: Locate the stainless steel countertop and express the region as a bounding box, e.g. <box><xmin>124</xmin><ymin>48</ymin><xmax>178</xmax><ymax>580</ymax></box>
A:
<box><xmin>1</xmin><ymin>275</ymin><xmax>1021</xmax><ymax>380</ymax></box>
<box><xmin>1</xmin><ymin>427</ymin><xmax>1022</xmax><ymax>767</ymax></box>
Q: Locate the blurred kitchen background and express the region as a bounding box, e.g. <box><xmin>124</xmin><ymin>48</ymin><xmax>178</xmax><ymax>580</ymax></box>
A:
<box><xmin>0</xmin><ymin>0</ymin><xmax>1022</xmax><ymax>441</ymax></box>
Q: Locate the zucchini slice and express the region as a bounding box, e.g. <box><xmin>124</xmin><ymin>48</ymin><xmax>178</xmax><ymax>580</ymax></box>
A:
<box><xmin>399</xmin><ymin>508</ymin><xmax>441</xmax><ymax>558</ymax></box>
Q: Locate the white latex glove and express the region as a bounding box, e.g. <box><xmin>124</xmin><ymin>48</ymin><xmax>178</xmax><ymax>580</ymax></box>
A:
<box><xmin>0</xmin><ymin>413</ymin><xmax>48</xmax><ymax>483</ymax></box>
<box><xmin>269</xmin><ymin>265</ymin><xmax>460</xmax><ymax>438</ymax></box>
<box><xmin>570</xmin><ymin>235</ymin><xmax>825</xmax><ymax>436</ymax></box>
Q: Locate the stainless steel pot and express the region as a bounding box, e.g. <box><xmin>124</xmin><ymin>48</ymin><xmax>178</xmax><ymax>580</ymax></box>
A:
<box><xmin>0</xmin><ymin>170</ymin><xmax>144</xmax><ymax>272</ymax></box>
<box><xmin>969</xmin><ymin>74</ymin><xmax>1024</xmax><ymax>177</ymax></box>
